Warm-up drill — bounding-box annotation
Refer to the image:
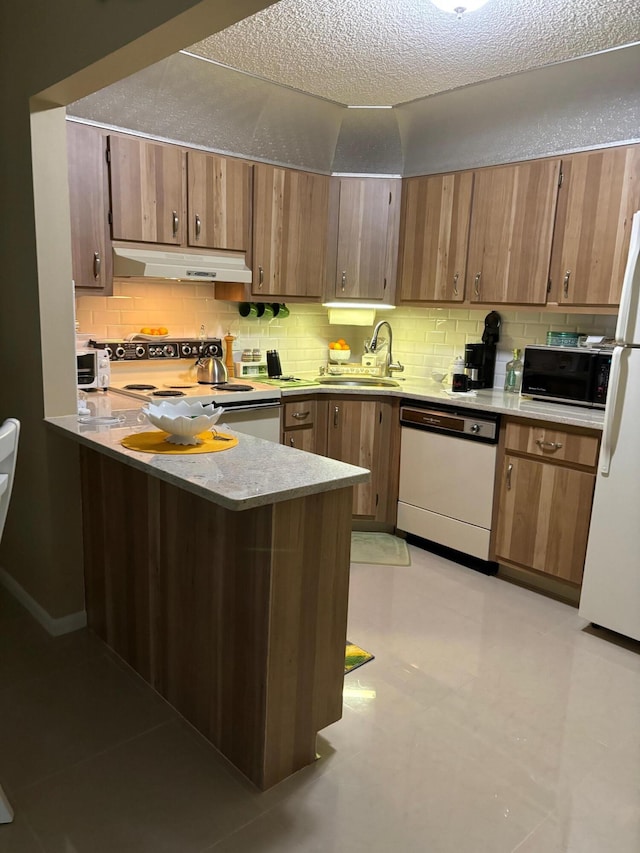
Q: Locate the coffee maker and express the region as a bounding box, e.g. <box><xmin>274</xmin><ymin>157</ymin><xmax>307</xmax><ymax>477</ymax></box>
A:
<box><xmin>464</xmin><ymin>311</ymin><xmax>501</xmax><ymax>389</ymax></box>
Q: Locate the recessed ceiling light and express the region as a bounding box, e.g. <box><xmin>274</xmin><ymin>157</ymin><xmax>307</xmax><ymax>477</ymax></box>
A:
<box><xmin>430</xmin><ymin>0</ymin><xmax>490</xmax><ymax>18</ymax></box>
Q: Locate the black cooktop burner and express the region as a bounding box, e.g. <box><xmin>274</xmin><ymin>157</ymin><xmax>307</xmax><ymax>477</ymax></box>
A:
<box><xmin>151</xmin><ymin>389</ymin><xmax>185</xmax><ymax>397</ymax></box>
<box><xmin>124</xmin><ymin>384</ymin><xmax>157</xmax><ymax>391</ymax></box>
<box><xmin>212</xmin><ymin>383</ymin><xmax>254</xmax><ymax>392</ymax></box>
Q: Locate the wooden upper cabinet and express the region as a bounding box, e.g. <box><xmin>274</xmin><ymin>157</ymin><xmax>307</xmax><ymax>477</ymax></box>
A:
<box><xmin>186</xmin><ymin>151</ymin><xmax>252</xmax><ymax>251</ymax></box>
<box><xmin>252</xmin><ymin>164</ymin><xmax>329</xmax><ymax>299</ymax></box>
<box><xmin>549</xmin><ymin>145</ymin><xmax>640</xmax><ymax>306</ymax></box>
<box><xmin>67</xmin><ymin>122</ymin><xmax>112</xmax><ymax>292</ymax></box>
<box><xmin>108</xmin><ymin>135</ymin><xmax>185</xmax><ymax>245</ymax></box>
<box><xmin>332</xmin><ymin>178</ymin><xmax>401</xmax><ymax>301</ymax></box>
<box><xmin>397</xmin><ymin>172</ymin><xmax>473</xmax><ymax>303</ymax></box>
<box><xmin>466</xmin><ymin>159</ymin><xmax>561</xmax><ymax>305</ymax></box>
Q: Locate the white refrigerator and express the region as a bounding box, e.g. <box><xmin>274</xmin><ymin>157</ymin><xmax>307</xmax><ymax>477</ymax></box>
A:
<box><xmin>579</xmin><ymin>210</ymin><xmax>640</xmax><ymax>641</ymax></box>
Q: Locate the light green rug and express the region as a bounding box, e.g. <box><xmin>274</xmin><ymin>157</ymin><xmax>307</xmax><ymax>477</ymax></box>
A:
<box><xmin>350</xmin><ymin>532</ymin><xmax>411</xmax><ymax>566</ymax></box>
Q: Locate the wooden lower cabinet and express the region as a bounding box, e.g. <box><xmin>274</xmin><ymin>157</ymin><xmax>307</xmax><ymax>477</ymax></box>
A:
<box><xmin>491</xmin><ymin>419</ymin><xmax>599</xmax><ymax>585</ymax></box>
<box><xmin>326</xmin><ymin>396</ymin><xmax>399</xmax><ymax>524</ymax></box>
<box><xmin>281</xmin><ymin>397</ymin><xmax>327</xmax><ymax>455</ymax></box>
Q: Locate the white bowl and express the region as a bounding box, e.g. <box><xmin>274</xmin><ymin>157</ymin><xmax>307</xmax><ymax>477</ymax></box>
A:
<box><xmin>431</xmin><ymin>369</ymin><xmax>448</xmax><ymax>383</ymax></box>
<box><xmin>329</xmin><ymin>349</ymin><xmax>351</xmax><ymax>363</ymax></box>
<box><xmin>142</xmin><ymin>400</ymin><xmax>225</xmax><ymax>445</ymax></box>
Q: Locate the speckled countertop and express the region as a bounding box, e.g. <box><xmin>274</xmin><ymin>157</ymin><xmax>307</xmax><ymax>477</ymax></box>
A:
<box><xmin>46</xmin><ymin>408</ymin><xmax>369</xmax><ymax>512</ymax></box>
<box><xmin>281</xmin><ymin>379</ymin><xmax>606</xmax><ymax>430</ymax></box>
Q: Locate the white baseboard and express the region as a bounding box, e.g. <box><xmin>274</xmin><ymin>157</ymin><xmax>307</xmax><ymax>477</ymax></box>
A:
<box><xmin>0</xmin><ymin>568</ymin><xmax>87</xmax><ymax>636</ymax></box>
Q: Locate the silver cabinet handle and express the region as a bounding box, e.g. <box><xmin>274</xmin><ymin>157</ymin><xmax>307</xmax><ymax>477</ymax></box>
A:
<box><xmin>289</xmin><ymin>437</ymin><xmax>295</xmax><ymax>447</ymax></box>
<box><xmin>93</xmin><ymin>252</ymin><xmax>101</xmax><ymax>280</ymax></box>
<box><xmin>333</xmin><ymin>405</ymin><xmax>340</xmax><ymax>428</ymax></box>
<box><xmin>536</xmin><ymin>439</ymin><xmax>564</xmax><ymax>452</ymax></box>
<box><xmin>172</xmin><ymin>210</ymin><xmax>179</xmax><ymax>237</ymax></box>
<box><xmin>341</xmin><ymin>271</ymin><xmax>346</xmax><ymax>292</ymax></box>
<box><xmin>453</xmin><ymin>272</ymin><xmax>459</xmax><ymax>297</ymax></box>
<box><xmin>474</xmin><ymin>272</ymin><xmax>481</xmax><ymax>297</ymax></box>
<box><xmin>292</xmin><ymin>411</ymin><xmax>310</xmax><ymax>420</ymax></box>
<box><xmin>195</xmin><ymin>214</ymin><xmax>201</xmax><ymax>239</ymax></box>
<box><xmin>563</xmin><ymin>270</ymin><xmax>571</xmax><ymax>298</ymax></box>
<box><xmin>258</xmin><ymin>266</ymin><xmax>264</xmax><ymax>289</ymax></box>
<box><xmin>506</xmin><ymin>462</ymin><xmax>513</xmax><ymax>490</ymax></box>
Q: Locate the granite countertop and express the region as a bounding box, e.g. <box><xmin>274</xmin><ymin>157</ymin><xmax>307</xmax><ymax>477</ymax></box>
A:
<box><xmin>46</xmin><ymin>408</ymin><xmax>369</xmax><ymax>512</ymax></box>
<box><xmin>280</xmin><ymin>379</ymin><xmax>606</xmax><ymax>430</ymax></box>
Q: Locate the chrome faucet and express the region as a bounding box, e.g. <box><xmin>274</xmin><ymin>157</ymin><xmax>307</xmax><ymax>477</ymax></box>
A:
<box><xmin>368</xmin><ymin>320</ymin><xmax>404</xmax><ymax>377</ymax></box>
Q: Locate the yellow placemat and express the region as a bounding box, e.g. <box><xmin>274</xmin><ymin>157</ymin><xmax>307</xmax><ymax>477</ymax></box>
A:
<box><xmin>121</xmin><ymin>430</ymin><xmax>238</xmax><ymax>454</ymax></box>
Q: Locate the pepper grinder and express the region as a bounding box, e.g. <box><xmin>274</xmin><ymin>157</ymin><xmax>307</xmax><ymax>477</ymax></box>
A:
<box><xmin>224</xmin><ymin>332</ymin><xmax>236</xmax><ymax>379</ymax></box>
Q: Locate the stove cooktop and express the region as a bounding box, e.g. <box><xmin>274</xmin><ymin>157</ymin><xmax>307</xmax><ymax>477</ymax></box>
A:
<box><xmin>110</xmin><ymin>371</ymin><xmax>280</xmax><ymax>406</ymax></box>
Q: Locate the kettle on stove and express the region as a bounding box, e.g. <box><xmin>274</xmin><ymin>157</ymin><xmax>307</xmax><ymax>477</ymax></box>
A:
<box><xmin>195</xmin><ymin>350</ymin><xmax>228</xmax><ymax>384</ymax></box>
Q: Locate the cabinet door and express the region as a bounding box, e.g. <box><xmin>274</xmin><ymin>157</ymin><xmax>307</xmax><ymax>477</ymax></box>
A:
<box><xmin>187</xmin><ymin>151</ymin><xmax>252</xmax><ymax>251</ymax></box>
<box><xmin>283</xmin><ymin>428</ymin><xmax>317</xmax><ymax>453</ymax></box>
<box><xmin>493</xmin><ymin>455</ymin><xmax>595</xmax><ymax>584</ymax></box>
<box><xmin>326</xmin><ymin>398</ymin><xmax>393</xmax><ymax>521</ymax></box>
<box><xmin>398</xmin><ymin>172</ymin><xmax>473</xmax><ymax>303</ymax></box>
<box><xmin>67</xmin><ymin>122</ymin><xmax>112</xmax><ymax>292</ymax></box>
<box><xmin>467</xmin><ymin>160</ymin><xmax>561</xmax><ymax>305</ymax></box>
<box><xmin>252</xmin><ymin>165</ymin><xmax>329</xmax><ymax>298</ymax></box>
<box><xmin>549</xmin><ymin>146</ymin><xmax>640</xmax><ymax>306</ymax></box>
<box><xmin>108</xmin><ymin>135</ymin><xmax>184</xmax><ymax>245</ymax></box>
<box><xmin>334</xmin><ymin>178</ymin><xmax>399</xmax><ymax>301</ymax></box>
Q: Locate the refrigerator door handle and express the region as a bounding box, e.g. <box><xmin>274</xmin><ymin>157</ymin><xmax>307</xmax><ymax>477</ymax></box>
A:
<box><xmin>615</xmin><ymin>211</ymin><xmax>640</xmax><ymax>344</ymax></box>
<box><xmin>600</xmin><ymin>346</ymin><xmax>623</xmax><ymax>474</ymax></box>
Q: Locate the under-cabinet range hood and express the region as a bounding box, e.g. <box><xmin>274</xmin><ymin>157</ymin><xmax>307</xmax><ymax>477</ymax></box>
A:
<box><xmin>112</xmin><ymin>245</ymin><xmax>252</xmax><ymax>283</ymax></box>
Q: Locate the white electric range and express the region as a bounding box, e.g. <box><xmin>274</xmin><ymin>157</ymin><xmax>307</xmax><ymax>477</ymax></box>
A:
<box><xmin>108</xmin><ymin>360</ymin><xmax>283</xmax><ymax>442</ymax></box>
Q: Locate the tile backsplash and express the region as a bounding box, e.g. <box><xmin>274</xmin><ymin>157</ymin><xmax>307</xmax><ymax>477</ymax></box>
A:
<box><xmin>76</xmin><ymin>281</ymin><xmax>616</xmax><ymax>387</ymax></box>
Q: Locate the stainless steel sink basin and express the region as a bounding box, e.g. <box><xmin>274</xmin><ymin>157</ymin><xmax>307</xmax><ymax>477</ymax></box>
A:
<box><xmin>317</xmin><ymin>376</ymin><xmax>400</xmax><ymax>388</ymax></box>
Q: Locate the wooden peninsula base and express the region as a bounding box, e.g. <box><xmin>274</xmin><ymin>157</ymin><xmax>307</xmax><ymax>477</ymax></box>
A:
<box><xmin>80</xmin><ymin>447</ymin><xmax>353</xmax><ymax>790</ymax></box>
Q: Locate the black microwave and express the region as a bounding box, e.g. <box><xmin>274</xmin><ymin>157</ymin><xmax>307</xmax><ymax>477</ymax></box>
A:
<box><xmin>521</xmin><ymin>345</ymin><xmax>612</xmax><ymax>408</ymax></box>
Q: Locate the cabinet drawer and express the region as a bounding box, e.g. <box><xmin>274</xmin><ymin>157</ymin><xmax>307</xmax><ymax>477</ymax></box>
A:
<box><xmin>504</xmin><ymin>420</ymin><xmax>600</xmax><ymax>469</ymax></box>
<box><xmin>284</xmin><ymin>399</ymin><xmax>317</xmax><ymax>428</ymax></box>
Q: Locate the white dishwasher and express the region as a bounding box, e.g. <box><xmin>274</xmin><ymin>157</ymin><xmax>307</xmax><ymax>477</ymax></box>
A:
<box><xmin>397</xmin><ymin>402</ymin><xmax>500</xmax><ymax>565</ymax></box>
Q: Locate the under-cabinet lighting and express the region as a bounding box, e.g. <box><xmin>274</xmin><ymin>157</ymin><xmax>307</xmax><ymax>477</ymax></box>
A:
<box><xmin>322</xmin><ymin>302</ymin><xmax>396</xmax><ymax>310</ymax></box>
<box><xmin>347</xmin><ymin>105</ymin><xmax>393</xmax><ymax>109</ymax></box>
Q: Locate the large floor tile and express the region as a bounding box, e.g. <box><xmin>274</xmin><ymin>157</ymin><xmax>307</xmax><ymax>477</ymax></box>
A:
<box><xmin>18</xmin><ymin>721</ymin><xmax>264</xmax><ymax>853</ymax></box>
<box><xmin>0</xmin><ymin>652</ymin><xmax>175</xmax><ymax>792</ymax></box>
<box><xmin>0</xmin><ymin>813</ymin><xmax>45</xmax><ymax>853</ymax></box>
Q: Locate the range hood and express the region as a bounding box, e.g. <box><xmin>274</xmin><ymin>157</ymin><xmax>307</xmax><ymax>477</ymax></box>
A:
<box><xmin>112</xmin><ymin>246</ymin><xmax>252</xmax><ymax>283</ymax></box>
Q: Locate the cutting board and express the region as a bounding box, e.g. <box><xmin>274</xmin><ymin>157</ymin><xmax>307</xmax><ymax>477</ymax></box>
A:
<box><xmin>259</xmin><ymin>378</ymin><xmax>320</xmax><ymax>389</ymax></box>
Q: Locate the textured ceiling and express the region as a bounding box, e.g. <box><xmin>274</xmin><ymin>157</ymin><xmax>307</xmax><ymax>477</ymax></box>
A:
<box><xmin>188</xmin><ymin>0</ymin><xmax>640</xmax><ymax>106</ymax></box>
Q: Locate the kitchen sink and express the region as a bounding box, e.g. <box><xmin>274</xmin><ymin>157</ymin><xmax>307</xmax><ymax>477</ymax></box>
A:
<box><xmin>317</xmin><ymin>376</ymin><xmax>400</xmax><ymax>388</ymax></box>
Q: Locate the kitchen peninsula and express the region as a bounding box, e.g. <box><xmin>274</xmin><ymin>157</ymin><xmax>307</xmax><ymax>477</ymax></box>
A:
<box><xmin>46</xmin><ymin>409</ymin><xmax>369</xmax><ymax>791</ymax></box>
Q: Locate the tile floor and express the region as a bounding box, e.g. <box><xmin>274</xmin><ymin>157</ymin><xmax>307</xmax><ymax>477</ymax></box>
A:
<box><xmin>1</xmin><ymin>544</ymin><xmax>639</xmax><ymax>852</ymax></box>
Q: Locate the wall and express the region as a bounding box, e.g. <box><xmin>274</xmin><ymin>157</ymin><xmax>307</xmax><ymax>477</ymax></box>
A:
<box><xmin>76</xmin><ymin>286</ymin><xmax>616</xmax><ymax>387</ymax></box>
<box><xmin>0</xmin><ymin>0</ymin><xmax>275</xmax><ymax>627</ymax></box>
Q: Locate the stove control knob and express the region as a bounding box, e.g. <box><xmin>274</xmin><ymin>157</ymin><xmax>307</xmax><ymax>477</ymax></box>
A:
<box><xmin>163</xmin><ymin>344</ymin><xmax>175</xmax><ymax>357</ymax></box>
<box><xmin>470</xmin><ymin>423</ymin><xmax>481</xmax><ymax>434</ymax></box>
<box><xmin>135</xmin><ymin>345</ymin><xmax>146</xmax><ymax>358</ymax></box>
<box><xmin>181</xmin><ymin>343</ymin><xmax>192</xmax><ymax>357</ymax></box>
<box><xmin>115</xmin><ymin>345</ymin><xmax>125</xmax><ymax>360</ymax></box>
<box><xmin>105</xmin><ymin>346</ymin><xmax>113</xmax><ymax>360</ymax></box>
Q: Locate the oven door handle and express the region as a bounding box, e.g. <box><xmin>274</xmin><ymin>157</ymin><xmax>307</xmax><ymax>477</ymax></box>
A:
<box><xmin>220</xmin><ymin>401</ymin><xmax>281</xmax><ymax>413</ymax></box>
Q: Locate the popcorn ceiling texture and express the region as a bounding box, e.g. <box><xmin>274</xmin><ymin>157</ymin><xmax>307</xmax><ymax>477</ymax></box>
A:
<box><xmin>191</xmin><ymin>0</ymin><xmax>639</xmax><ymax>106</ymax></box>
<box><xmin>75</xmin><ymin>284</ymin><xmax>616</xmax><ymax>388</ymax></box>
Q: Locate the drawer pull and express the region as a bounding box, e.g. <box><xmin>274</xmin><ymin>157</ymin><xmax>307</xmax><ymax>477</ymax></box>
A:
<box><xmin>506</xmin><ymin>462</ymin><xmax>513</xmax><ymax>490</ymax></box>
<box><xmin>341</xmin><ymin>271</ymin><xmax>347</xmax><ymax>292</ymax></box>
<box><xmin>563</xmin><ymin>270</ymin><xmax>571</xmax><ymax>298</ymax></box>
<box><xmin>172</xmin><ymin>210</ymin><xmax>179</xmax><ymax>237</ymax></box>
<box><xmin>93</xmin><ymin>251</ymin><xmax>101</xmax><ymax>279</ymax></box>
<box><xmin>291</xmin><ymin>411</ymin><xmax>310</xmax><ymax>420</ymax></box>
<box><xmin>536</xmin><ymin>439</ymin><xmax>563</xmax><ymax>452</ymax></box>
<box><xmin>258</xmin><ymin>265</ymin><xmax>264</xmax><ymax>289</ymax></box>
<box><xmin>195</xmin><ymin>214</ymin><xmax>201</xmax><ymax>239</ymax></box>
<box><xmin>333</xmin><ymin>405</ymin><xmax>339</xmax><ymax>427</ymax></box>
<box><xmin>289</xmin><ymin>437</ymin><xmax>295</xmax><ymax>447</ymax></box>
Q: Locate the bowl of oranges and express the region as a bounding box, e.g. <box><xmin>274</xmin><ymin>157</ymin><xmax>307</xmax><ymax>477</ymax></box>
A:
<box><xmin>126</xmin><ymin>327</ymin><xmax>170</xmax><ymax>341</ymax></box>
<box><xmin>328</xmin><ymin>339</ymin><xmax>351</xmax><ymax>363</ymax></box>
